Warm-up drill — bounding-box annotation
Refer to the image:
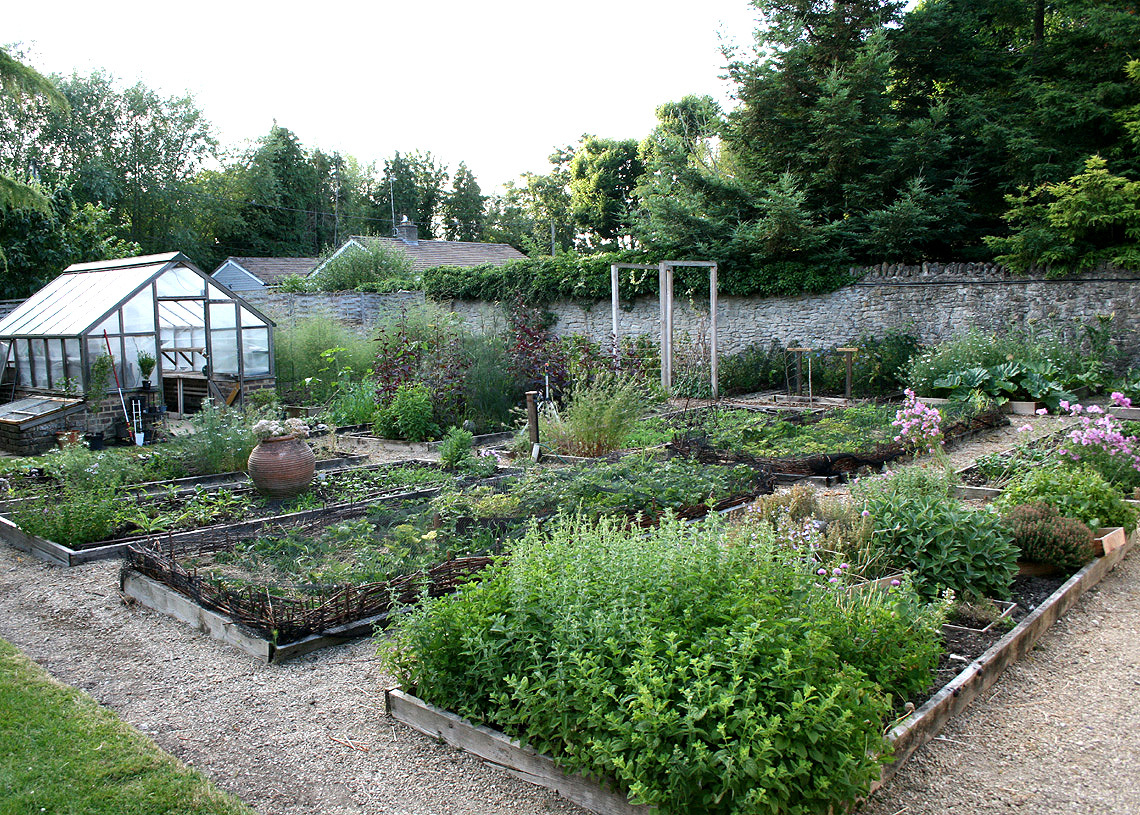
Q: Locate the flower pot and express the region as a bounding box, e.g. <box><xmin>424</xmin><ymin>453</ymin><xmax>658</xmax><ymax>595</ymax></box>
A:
<box><xmin>84</xmin><ymin>432</ymin><xmax>104</xmax><ymax>451</ymax></box>
<box><xmin>55</xmin><ymin>430</ymin><xmax>83</xmax><ymax>449</ymax></box>
<box><xmin>247</xmin><ymin>435</ymin><xmax>316</xmax><ymax>498</ymax></box>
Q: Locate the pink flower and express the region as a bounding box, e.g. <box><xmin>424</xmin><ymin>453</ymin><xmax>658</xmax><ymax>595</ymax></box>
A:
<box><xmin>1087</xmin><ymin>405</ymin><xmax>1104</xmax><ymax>414</ymax></box>
<box><xmin>1017</xmin><ymin>424</ymin><xmax>1033</xmax><ymax>433</ymax></box>
<box><xmin>1036</xmin><ymin>408</ymin><xmax>1048</xmax><ymax>416</ymax></box>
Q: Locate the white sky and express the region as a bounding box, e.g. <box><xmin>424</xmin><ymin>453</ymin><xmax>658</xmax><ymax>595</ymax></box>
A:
<box><xmin>6</xmin><ymin>0</ymin><xmax>762</xmax><ymax>190</ymax></box>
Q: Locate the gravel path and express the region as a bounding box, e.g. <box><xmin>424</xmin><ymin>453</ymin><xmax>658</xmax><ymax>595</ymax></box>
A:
<box><xmin>1</xmin><ymin>418</ymin><xmax>1136</xmax><ymax>815</ymax></box>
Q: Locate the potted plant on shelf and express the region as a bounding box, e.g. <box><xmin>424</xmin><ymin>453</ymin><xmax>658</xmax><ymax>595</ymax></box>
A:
<box><xmin>137</xmin><ymin>351</ymin><xmax>156</xmax><ymax>389</ymax></box>
<box><xmin>83</xmin><ymin>354</ymin><xmax>113</xmax><ymax>450</ymax></box>
<box><xmin>247</xmin><ymin>417</ymin><xmax>315</xmax><ymax>497</ymax></box>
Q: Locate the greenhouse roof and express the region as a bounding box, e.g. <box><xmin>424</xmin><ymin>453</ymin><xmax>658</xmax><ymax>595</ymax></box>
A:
<box><xmin>0</xmin><ymin>253</ymin><xmax>190</xmax><ymax>338</ymax></box>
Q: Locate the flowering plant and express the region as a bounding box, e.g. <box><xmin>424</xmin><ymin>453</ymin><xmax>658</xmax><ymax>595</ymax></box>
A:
<box><xmin>892</xmin><ymin>389</ymin><xmax>943</xmax><ymax>455</ymax></box>
<box><xmin>252</xmin><ymin>417</ymin><xmax>310</xmax><ymax>441</ymax></box>
<box><xmin>1053</xmin><ymin>392</ymin><xmax>1140</xmax><ymax>490</ymax></box>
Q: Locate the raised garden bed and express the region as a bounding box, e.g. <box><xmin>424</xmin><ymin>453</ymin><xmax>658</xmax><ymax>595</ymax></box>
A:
<box><xmin>119</xmin><ymin>454</ymin><xmax>776</xmax><ymax>660</ymax></box>
<box><xmin>630</xmin><ymin>402</ymin><xmax>1007</xmax><ymax>481</ymax></box>
<box><xmin>383</xmin><ymin>531</ymin><xmax>1136</xmax><ymax>814</ymax></box>
<box><xmin>0</xmin><ymin>460</ymin><xmax>468</xmax><ymax>566</ymax></box>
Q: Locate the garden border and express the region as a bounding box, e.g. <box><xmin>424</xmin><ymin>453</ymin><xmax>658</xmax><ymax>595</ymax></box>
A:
<box><xmin>383</xmin><ymin>534</ymin><xmax>1135</xmax><ymax>814</ymax></box>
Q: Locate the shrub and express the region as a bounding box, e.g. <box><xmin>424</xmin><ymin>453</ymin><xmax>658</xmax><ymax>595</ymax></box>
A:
<box><xmin>383</xmin><ymin>514</ymin><xmax>947</xmax><ymax>814</ymax></box>
<box><xmin>374</xmin><ymin>383</ymin><xmax>440</xmax><ymax>442</ymax></box>
<box><xmin>997</xmin><ymin>461</ymin><xmax>1137</xmax><ymax>532</ymax></box>
<box><xmin>1003</xmin><ymin>503</ymin><xmax>1096</xmax><ymax>571</ymax></box>
<box><xmin>856</xmin><ymin>470</ymin><xmax>1018</xmax><ymax>600</ymax></box>
<box><xmin>174</xmin><ymin>400</ymin><xmax>259</xmax><ymax>476</ymax></box>
<box><xmin>274</xmin><ymin>318</ymin><xmax>375</xmax><ymax>399</ymax></box>
<box><xmin>438</xmin><ymin>427</ymin><xmax>474</xmax><ymax>470</ymax></box>
<box><xmin>535</xmin><ymin>372</ymin><xmax>654</xmax><ymax>457</ymax></box>
<box><xmin>309</xmin><ymin>238</ymin><xmax>417</xmax><ymax>292</ymax></box>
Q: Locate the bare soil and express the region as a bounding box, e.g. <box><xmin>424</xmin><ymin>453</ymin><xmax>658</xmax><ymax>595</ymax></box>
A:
<box><xmin>1</xmin><ymin>416</ymin><xmax>1137</xmax><ymax>815</ymax></box>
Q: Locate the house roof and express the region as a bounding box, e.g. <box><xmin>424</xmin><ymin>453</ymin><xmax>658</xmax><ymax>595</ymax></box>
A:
<box><xmin>312</xmin><ymin>235</ymin><xmax>526</xmax><ymax>277</ymax></box>
<box><xmin>220</xmin><ymin>256</ymin><xmax>320</xmax><ymax>284</ymax></box>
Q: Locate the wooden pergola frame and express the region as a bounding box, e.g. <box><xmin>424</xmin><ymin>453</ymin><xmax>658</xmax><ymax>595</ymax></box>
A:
<box><xmin>610</xmin><ymin>260</ymin><xmax>719</xmax><ymax>397</ymax></box>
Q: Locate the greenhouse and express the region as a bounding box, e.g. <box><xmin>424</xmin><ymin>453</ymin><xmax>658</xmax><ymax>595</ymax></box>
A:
<box><xmin>0</xmin><ymin>252</ymin><xmax>275</xmax><ymax>426</ymax></box>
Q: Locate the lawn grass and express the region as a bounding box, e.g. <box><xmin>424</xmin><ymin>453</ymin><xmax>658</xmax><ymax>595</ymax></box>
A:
<box><xmin>0</xmin><ymin>638</ymin><xmax>255</xmax><ymax>815</ymax></box>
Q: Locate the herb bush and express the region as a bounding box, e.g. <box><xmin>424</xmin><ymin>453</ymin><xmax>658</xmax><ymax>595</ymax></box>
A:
<box><xmin>996</xmin><ymin>462</ymin><xmax>1137</xmax><ymax>532</ymax></box>
<box><xmin>1003</xmin><ymin>503</ymin><xmax>1096</xmax><ymax>572</ymax></box>
<box><xmin>855</xmin><ymin>469</ymin><xmax>1018</xmax><ymax>600</ymax></box>
<box><xmin>526</xmin><ymin>372</ymin><xmax>655</xmax><ymax>457</ymax></box>
<box><xmin>10</xmin><ymin>444</ymin><xmax>125</xmax><ymax>545</ymax></box>
<box><xmin>383</xmin><ymin>514</ymin><xmax>947</xmax><ymax>815</ymax></box>
<box><xmin>373</xmin><ymin>383</ymin><xmax>441</xmax><ymax>442</ymax></box>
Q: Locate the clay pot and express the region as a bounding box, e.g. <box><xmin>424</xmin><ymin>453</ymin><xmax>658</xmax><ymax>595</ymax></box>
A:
<box><xmin>247</xmin><ymin>435</ymin><xmax>315</xmax><ymax>498</ymax></box>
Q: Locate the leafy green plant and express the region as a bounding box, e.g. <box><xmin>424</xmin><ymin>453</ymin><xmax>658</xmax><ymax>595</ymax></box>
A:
<box><xmin>855</xmin><ymin>469</ymin><xmax>1018</xmax><ymax>600</ymax></box>
<box><xmin>309</xmin><ymin>237</ymin><xmax>417</xmax><ymax>292</ymax></box>
<box><xmin>533</xmin><ymin>372</ymin><xmax>654</xmax><ymax>457</ymax></box>
<box><xmin>438</xmin><ymin>426</ymin><xmax>475</xmax><ymax>470</ymax></box>
<box><xmin>175</xmin><ymin>399</ymin><xmax>259</xmax><ymax>475</ymax></box>
<box><xmin>996</xmin><ymin>462</ymin><xmax>1137</xmax><ymax>532</ymax></box>
<box><xmin>1003</xmin><ymin>503</ymin><xmax>1096</xmax><ymax>572</ymax></box>
<box><xmin>374</xmin><ymin>383</ymin><xmax>440</xmax><ymax>442</ymax></box>
<box><xmin>382</xmin><ymin>514</ymin><xmax>947</xmax><ymax>815</ymax></box>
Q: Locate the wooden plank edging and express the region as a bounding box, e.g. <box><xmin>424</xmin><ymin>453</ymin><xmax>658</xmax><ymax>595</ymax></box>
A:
<box><xmin>875</xmin><ymin>529</ymin><xmax>1136</xmax><ymax>791</ymax></box>
<box><xmin>385</xmin><ymin>689</ymin><xmax>648</xmax><ymax>815</ymax></box>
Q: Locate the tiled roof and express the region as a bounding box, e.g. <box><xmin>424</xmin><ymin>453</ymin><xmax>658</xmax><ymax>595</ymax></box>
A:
<box><xmin>226</xmin><ymin>257</ymin><xmax>320</xmax><ymax>284</ymax></box>
<box><xmin>353</xmin><ymin>236</ymin><xmax>526</xmax><ymax>273</ymax></box>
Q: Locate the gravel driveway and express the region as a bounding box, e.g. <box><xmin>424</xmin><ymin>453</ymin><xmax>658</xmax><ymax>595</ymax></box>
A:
<box><xmin>2</xmin><ymin>417</ymin><xmax>1137</xmax><ymax>814</ymax></box>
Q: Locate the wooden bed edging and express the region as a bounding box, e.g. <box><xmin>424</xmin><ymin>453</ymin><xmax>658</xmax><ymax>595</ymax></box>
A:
<box><xmin>385</xmin><ymin>689</ymin><xmax>649</xmax><ymax>815</ymax></box>
<box><xmin>874</xmin><ymin>528</ymin><xmax>1136</xmax><ymax>791</ymax></box>
<box><xmin>120</xmin><ymin>571</ymin><xmax>396</xmax><ymax>663</ymax></box>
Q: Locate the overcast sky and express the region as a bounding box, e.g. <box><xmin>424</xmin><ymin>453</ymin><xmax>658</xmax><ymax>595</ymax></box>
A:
<box><xmin>6</xmin><ymin>0</ymin><xmax>762</xmax><ymax>190</ymax></box>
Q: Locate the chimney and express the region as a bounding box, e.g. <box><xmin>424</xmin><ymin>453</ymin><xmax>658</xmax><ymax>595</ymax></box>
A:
<box><xmin>395</xmin><ymin>215</ymin><xmax>419</xmax><ymax>245</ymax></box>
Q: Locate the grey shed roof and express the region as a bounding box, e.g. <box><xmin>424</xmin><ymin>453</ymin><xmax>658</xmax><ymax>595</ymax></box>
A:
<box><xmin>220</xmin><ymin>256</ymin><xmax>320</xmax><ymax>284</ymax></box>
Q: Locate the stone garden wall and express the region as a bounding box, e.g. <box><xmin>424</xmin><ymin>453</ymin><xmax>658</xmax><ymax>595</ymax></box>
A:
<box><xmin>247</xmin><ymin>264</ymin><xmax>1140</xmax><ymax>364</ymax></box>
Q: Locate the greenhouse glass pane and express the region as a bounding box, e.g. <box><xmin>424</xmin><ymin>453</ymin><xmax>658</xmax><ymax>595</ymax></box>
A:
<box><xmin>16</xmin><ymin>340</ymin><xmax>30</xmax><ymax>387</ymax></box>
<box><xmin>122</xmin><ymin>288</ymin><xmax>155</xmax><ymax>332</ymax></box>
<box><xmin>86</xmin><ymin>338</ymin><xmax>111</xmax><ymax>393</ymax></box>
<box><xmin>30</xmin><ymin>339</ymin><xmax>48</xmax><ymax>388</ymax></box>
<box><xmin>210</xmin><ymin>329</ymin><xmax>238</xmax><ymax>374</ymax></box>
<box><xmin>158</xmin><ymin>300</ymin><xmax>204</xmax><ymax>329</ymax></box>
<box><xmin>238</xmin><ymin>306</ymin><xmax>266</xmax><ymax>327</ymax></box>
<box><xmin>65</xmin><ymin>339</ymin><xmax>82</xmax><ymax>384</ymax></box>
<box><xmin>122</xmin><ymin>336</ymin><xmax>154</xmax><ymax>388</ymax></box>
<box><xmin>242</xmin><ymin>328</ymin><xmax>270</xmax><ymax>375</ymax></box>
<box><xmin>48</xmin><ymin>339</ymin><xmax>65</xmax><ymax>390</ymax></box>
<box><xmin>95</xmin><ymin>312</ymin><xmax>120</xmax><ymax>337</ymax></box>
<box><xmin>155</xmin><ymin>267</ymin><xmax>205</xmax><ymax>298</ymax></box>
<box><xmin>209</xmin><ymin>302</ymin><xmax>237</xmax><ymax>329</ymax></box>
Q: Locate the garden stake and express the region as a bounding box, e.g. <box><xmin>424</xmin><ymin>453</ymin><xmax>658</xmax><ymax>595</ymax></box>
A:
<box><xmin>103</xmin><ymin>330</ymin><xmax>133</xmax><ymax>433</ymax></box>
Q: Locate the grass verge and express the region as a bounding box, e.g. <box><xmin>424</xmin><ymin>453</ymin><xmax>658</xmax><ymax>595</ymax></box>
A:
<box><xmin>0</xmin><ymin>637</ymin><xmax>255</xmax><ymax>815</ymax></box>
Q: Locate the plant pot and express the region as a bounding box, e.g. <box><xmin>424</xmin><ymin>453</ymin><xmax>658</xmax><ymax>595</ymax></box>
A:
<box><xmin>84</xmin><ymin>432</ymin><xmax>104</xmax><ymax>451</ymax></box>
<box><xmin>140</xmin><ymin>379</ymin><xmax>151</xmax><ymax>391</ymax></box>
<box><xmin>134</xmin><ymin>431</ymin><xmax>145</xmax><ymax>446</ymax></box>
<box><xmin>247</xmin><ymin>435</ymin><xmax>316</xmax><ymax>498</ymax></box>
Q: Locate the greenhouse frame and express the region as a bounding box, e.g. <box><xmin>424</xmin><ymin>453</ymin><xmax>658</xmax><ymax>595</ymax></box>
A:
<box><xmin>0</xmin><ymin>252</ymin><xmax>275</xmax><ymax>419</ymax></box>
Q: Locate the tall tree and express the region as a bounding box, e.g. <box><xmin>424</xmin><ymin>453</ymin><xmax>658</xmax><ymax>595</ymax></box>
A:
<box><xmin>442</xmin><ymin>161</ymin><xmax>485</xmax><ymax>241</ymax></box>
<box><xmin>569</xmin><ymin>135</ymin><xmax>643</xmax><ymax>249</ymax></box>
<box><xmin>372</xmin><ymin>151</ymin><xmax>449</xmax><ymax>238</ymax></box>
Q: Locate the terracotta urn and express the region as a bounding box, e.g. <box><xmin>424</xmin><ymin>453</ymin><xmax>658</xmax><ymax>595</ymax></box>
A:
<box><xmin>247</xmin><ymin>435</ymin><xmax>315</xmax><ymax>498</ymax></box>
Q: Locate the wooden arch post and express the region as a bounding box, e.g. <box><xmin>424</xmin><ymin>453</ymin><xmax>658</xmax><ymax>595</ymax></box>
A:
<box><xmin>609</xmin><ymin>261</ymin><xmax>719</xmax><ymax>397</ymax></box>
